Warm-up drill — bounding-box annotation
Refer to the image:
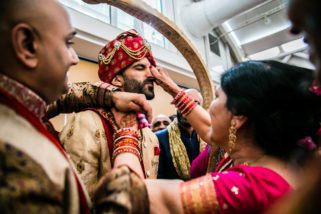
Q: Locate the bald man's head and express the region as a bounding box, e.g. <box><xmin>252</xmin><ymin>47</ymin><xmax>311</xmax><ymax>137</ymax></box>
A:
<box><xmin>0</xmin><ymin>0</ymin><xmax>79</xmax><ymax>103</ymax></box>
<box><xmin>0</xmin><ymin>0</ymin><xmax>38</xmax><ymax>33</ymax></box>
<box><xmin>0</xmin><ymin>0</ymin><xmax>66</xmax><ymax>39</ymax></box>
<box><xmin>177</xmin><ymin>88</ymin><xmax>203</xmax><ymax>129</ymax></box>
<box><xmin>185</xmin><ymin>88</ymin><xmax>203</xmax><ymax>106</ymax></box>
<box><xmin>0</xmin><ymin>1</ymin><xmax>25</xmax><ymax>51</ymax></box>
<box><xmin>0</xmin><ymin>0</ymin><xmax>20</xmax><ymax>24</ymax></box>
<box><xmin>0</xmin><ymin>0</ymin><xmax>66</xmax><ymax>63</ymax></box>
<box><xmin>152</xmin><ymin>114</ymin><xmax>171</xmax><ymax>132</ymax></box>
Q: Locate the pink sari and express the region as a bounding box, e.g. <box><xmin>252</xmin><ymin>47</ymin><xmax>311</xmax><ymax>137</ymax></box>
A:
<box><xmin>190</xmin><ymin>145</ymin><xmax>210</xmax><ymax>178</ymax></box>
<box><xmin>190</xmin><ymin>145</ymin><xmax>226</xmax><ymax>178</ymax></box>
<box><xmin>181</xmin><ymin>165</ymin><xmax>292</xmax><ymax>214</ymax></box>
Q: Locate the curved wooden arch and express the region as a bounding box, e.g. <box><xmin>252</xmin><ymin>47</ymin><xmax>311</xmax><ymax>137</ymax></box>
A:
<box><xmin>83</xmin><ymin>0</ymin><xmax>214</xmax><ymax>108</ymax></box>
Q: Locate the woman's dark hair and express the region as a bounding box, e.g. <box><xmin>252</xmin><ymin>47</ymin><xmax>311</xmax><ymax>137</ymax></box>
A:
<box><xmin>221</xmin><ymin>60</ymin><xmax>321</xmax><ymax>162</ymax></box>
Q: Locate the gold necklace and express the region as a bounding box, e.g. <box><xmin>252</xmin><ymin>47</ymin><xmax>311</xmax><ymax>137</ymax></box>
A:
<box><xmin>243</xmin><ymin>155</ymin><xmax>265</xmax><ymax>166</ymax></box>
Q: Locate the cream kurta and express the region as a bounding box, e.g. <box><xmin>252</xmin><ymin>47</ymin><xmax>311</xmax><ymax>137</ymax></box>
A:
<box><xmin>60</xmin><ymin>109</ymin><xmax>159</xmax><ymax>199</ymax></box>
<box><xmin>0</xmin><ymin>104</ymin><xmax>90</xmax><ymax>213</ymax></box>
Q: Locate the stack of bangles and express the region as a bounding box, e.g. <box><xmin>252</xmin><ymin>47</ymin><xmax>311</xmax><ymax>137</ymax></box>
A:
<box><xmin>171</xmin><ymin>90</ymin><xmax>198</xmax><ymax>116</ymax></box>
<box><xmin>112</xmin><ymin>128</ymin><xmax>142</xmax><ymax>165</ymax></box>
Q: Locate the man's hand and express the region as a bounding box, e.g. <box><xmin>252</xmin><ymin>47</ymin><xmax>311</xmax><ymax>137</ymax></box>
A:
<box><xmin>111</xmin><ymin>92</ymin><xmax>153</xmax><ymax>123</ymax></box>
<box><xmin>150</xmin><ymin>66</ymin><xmax>181</xmax><ymax>97</ymax></box>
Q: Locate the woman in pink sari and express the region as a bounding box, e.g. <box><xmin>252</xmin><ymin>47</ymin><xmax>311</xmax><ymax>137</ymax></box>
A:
<box><xmin>108</xmin><ymin>60</ymin><xmax>320</xmax><ymax>213</ymax></box>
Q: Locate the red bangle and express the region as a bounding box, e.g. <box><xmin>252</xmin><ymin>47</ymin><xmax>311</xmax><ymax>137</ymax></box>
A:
<box><xmin>114</xmin><ymin>132</ymin><xmax>140</xmax><ymax>150</ymax></box>
<box><xmin>182</xmin><ymin>101</ymin><xmax>197</xmax><ymax>117</ymax></box>
<box><xmin>113</xmin><ymin>128</ymin><xmax>139</xmax><ymax>140</ymax></box>
<box><xmin>177</xmin><ymin>95</ymin><xmax>189</xmax><ymax>109</ymax></box>
<box><xmin>114</xmin><ymin>139</ymin><xmax>140</xmax><ymax>151</ymax></box>
<box><xmin>114</xmin><ymin>135</ymin><xmax>139</xmax><ymax>144</ymax></box>
<box><xmin>171</xmin><ymin>90</ymin><xmax>186</xmax><ymax>105</ymax></box>
<box><xmin>172</xmin><ymin>89</ymin><xmax>197</xmax><ymax>117</ymax></box>
<box><xmin>113</xmin><ymin>146</ymin><xmax>140</xmax><ymax>154</ymax></box>
<box><xmin>112</xmin><ymin>147</ymin><xmax>142</xmax><ymax>164</ymax></box>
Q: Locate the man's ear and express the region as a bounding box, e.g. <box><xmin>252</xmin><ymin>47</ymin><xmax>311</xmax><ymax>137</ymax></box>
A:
<box><xmin>233</xmin><ymin>115</ymin><xmax>248</xmax><ymax>129</ymax></box>
<box><xmin>111</xmin><ymin>74</ymin><xmax>124</xmax><ymax>87</ymax></box>
<box><xmin>11</xmin><ymin>23</ymin><xmax>39</xmax><ymax>68</ymax></box>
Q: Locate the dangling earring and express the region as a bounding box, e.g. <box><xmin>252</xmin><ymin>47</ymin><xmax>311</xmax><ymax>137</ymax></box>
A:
<box><xmin>228</xmin><ymin>119</ymin><xmax>237</xmax><ymax>154</ymax></box>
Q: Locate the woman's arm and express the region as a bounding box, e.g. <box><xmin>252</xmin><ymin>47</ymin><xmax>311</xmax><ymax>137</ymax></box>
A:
<box><xmin>145</xmin><ymin>174</ymin><xmax>219</xmax><ymax>214</ymax></box>
<box><xmin>145</xmin><ymin>179</ymin><xmax>184</xmax><ymax>214</ymax></box>
<box><xmin>151</xmin><ymin>67</ymin><xmax>213</xmax><ymax>143</ymax></box>
<box><xmin>184</xmin><ymin>105</ymin><xmax>212</xmax><ymax>143</ymax></box>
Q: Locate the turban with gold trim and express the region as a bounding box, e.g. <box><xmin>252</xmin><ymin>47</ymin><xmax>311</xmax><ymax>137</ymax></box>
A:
<box><xmin>98</xmin><ymin>29</ymin><xmax>156</xmax><ymax>83</ymax></box>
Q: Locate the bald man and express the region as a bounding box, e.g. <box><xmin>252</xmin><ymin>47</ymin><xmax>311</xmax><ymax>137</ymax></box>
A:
<box><xmin>157</xmin><ymin>89</ymin><xmax>206</xmax><ymax>180</ymax></box>
<box><xmin>152</xmin><ymin>114</ymin><xmax>171</xmax><ymax>132</ymax></box>
<box><xmin>0</xmin><ymin>1</ymin><xmax>149</xmax><ymax>213</ymax></box>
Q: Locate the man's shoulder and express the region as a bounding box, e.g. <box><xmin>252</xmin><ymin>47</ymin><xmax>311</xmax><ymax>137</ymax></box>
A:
<box><xmin>67</xmin><ymin>109</ymin><xmax>107</xmax><ymax>125</ymax></box>
<box><xmin>155</xmin><ymin>128</ymin><xmax>169</xmax><ymax>145</ymax></box>
<box><xmin>140</xmin><ymin>127</ymin><xmax>159</xmax><ymax>145</ymax></box>
<box><xmin>60</xmin><ymin>109</ymin><xmax>107</xmax><ymax>141</ymax></box>
<box><xmin>0</xmin><ymin>139</ymin><xmax>50</xmax><ymax>176</ymax></box>
<box><xmin>155</xmin><ymin>128</ymin><xmax>169</xmax><ymax>137</ymax></box>
<box><xmin>0</xmin><ymin>139</ymin><xmax>66</xmax><ymax>213</ymax></box>
<box><xmin>77</xmin><ymin>108</ymin><xmax>110</xmax><ymax>117</ymax></box>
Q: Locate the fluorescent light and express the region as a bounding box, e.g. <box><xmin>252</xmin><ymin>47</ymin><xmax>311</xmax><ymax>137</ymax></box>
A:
<box><xmin>281</xmin><ymin>38</ymin><xmax>307</xmax><ymax>52</ymax></box>
<box><xmin>249</xmin><ymin>47</ymin><xmax>280</xmax><ymax>60</ymax></box>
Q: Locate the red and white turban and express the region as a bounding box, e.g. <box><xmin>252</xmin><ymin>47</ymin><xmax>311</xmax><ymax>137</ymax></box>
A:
<box><xmin>98</xmin><ymin>29</ymin><xmax>156</xmax><ymax>83</ymax></box>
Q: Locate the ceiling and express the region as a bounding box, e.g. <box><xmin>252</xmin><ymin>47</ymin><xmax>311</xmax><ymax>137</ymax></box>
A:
<box><xmin>217</xmin><ymin>0</ymin><xmax>314</xmax><ymax>68</ymax></box>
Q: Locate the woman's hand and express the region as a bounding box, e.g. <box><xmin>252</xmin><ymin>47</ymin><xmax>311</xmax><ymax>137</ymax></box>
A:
<box><xmin>150</xmin><ymin>66</ymin><xmax>181</xmax><ymax>97</ymax></box>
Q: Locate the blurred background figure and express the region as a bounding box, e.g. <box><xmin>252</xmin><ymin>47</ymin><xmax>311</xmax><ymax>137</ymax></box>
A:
<box><xmin>157</xmin><ymin>88</ymin><xmax>206</xmax><ymax>180</ymax></box>
<box><xmin>288</xmin><ymin>0</ymin><xmax>321</xmax><ymax>84</ymax></box>
<box><xmin>169</xmin><ymin>114</ymin><xmax>177</xmax><ymax>121</ymax></box>
<box><xmin>152</xmin><ymin>114</ymin><xmax>171</xmax><ymax>132</ymax></box>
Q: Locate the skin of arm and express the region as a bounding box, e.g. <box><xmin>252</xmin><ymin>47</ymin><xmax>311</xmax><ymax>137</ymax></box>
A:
<box><xmin>150</xmin><ymin>66</ymin><xmax>213</xmax><ymax>144</ymax></box>
<box><xmin>145</xmin><ymin>179</ymin><xmax>184</xmax><ymax>214</ymax></box>
<box><xmin>112</xmin><ymin>113</ymin><xmax>145</xmax><ymax>178</ymax></box>
<box><xmin>113</xmin><ymin>153</ymin><xmax>145</xmax><ymax>178</ymax></box>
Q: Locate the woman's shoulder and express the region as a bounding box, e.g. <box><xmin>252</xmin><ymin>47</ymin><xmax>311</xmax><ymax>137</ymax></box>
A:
<box><xmin>220</xmin><ymin>165</ymin><xmax>291</xmax><ymax>189</ymax></box>
<box><xmin>210</xmin><ymin>165</ymin><xmax>292</xmax><ymax>213</ymax></box>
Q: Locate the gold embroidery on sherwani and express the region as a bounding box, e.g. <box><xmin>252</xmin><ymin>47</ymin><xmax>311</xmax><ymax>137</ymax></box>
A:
<box><xmin>94</xmin><ymin>165</ymin><xmax>149</xmax><ymax>214</ymax></box>
<box><xmin>46</xmin><ymin>82</ymin><xmax>98</xmax><ymax>119</ymax></box>
<box><xmin>140</xmin><ymin>127</ymin><xmax>159</xmax><ymax>178</ymax></box>
<box><xmin>76</xmin><ymin>160</ymin><xmax>85</xmax><ymax>174</ymax></box>
<box><xmin>168</xmin><ymin>121</ymin><xmax>190</xmax><ymax>180</ymax></box>
<box><xmin>97</xmin><ymin>109</ymin><xmax>159</xmax><ymax>179</ymax></box>
<box><xmin>0</xmin><ymin>140</ymin><xmax>64</xmax><ymax>213</ymax></box>
<box><xmin>95</xmin><ymin>109</ymin><xmax>119</xmax><ymax>131</ymax></box>
<box><xmin>0</xmin><ymin>74</ymin><xmax>46</xmax><ymax>119</ymax></box>
<box><xmin>60</xmin><ymin>110</ymin><xmax>111</xmax><ymax>200</ymax></box>
<box><xmin>180</xmin><ymin>174</ymin><xmax>219</xmax><ymax>214</ymax></box>
<box><xmin>66</xmin><ymin>125</ymin><xmax>74</xmax><ymax>139</ymax></box>
<box><xmin>60</xmin><ymin>107</ymin><xmax>159</xmax><ymax>200</ymax></box>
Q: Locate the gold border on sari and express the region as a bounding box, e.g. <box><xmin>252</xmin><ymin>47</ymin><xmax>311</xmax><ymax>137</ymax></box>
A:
<box><xmin>180</xmin><ymin>174</ymin><xmax>220</xmax><ymax>214</ymax></box>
